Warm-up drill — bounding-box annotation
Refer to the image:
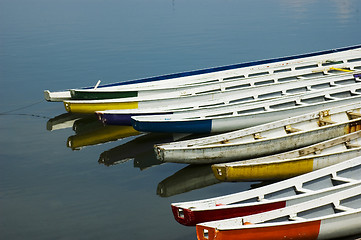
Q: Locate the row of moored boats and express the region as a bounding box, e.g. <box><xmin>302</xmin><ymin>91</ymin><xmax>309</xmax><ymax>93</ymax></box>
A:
<box><xmin>45</xmin><ymin>45</ymin><xmax>361</xmax><ymax>239</ymax></box>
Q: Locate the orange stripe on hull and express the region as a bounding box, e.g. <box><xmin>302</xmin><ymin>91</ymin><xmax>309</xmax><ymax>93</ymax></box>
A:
<box><xmin>196</xmin><ymin>220</ymin><xmax>321</xmax><ymax>240</ymax></box>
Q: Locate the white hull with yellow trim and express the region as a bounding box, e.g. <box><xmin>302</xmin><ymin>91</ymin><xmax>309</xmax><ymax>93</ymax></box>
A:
<box><xmin>155</xmin><ymin>101</ymin><xmax>361</xmax><ymax>164</ymax></box>
<box><xmin>212</xmin><ymin>130</ymin><xmax>361</xmax><ymax>181</ymax></box>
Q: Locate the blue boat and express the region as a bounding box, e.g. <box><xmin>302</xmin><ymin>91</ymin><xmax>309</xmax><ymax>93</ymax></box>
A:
<box><xmin>131</xmin><ymin>83</ymin><xmax>361</xmax><ymax>133</ymax></box>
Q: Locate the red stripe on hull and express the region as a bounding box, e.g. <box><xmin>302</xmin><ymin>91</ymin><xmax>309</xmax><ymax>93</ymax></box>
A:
<box><xmin>196</xmin><ymin>220</ymin><xmax>321</xmax><ymax>240</ymax></box>
<box><xmin>172</xmin><ymin>201</ymin><xmax>286</xmax><ymax>226</ymax></box>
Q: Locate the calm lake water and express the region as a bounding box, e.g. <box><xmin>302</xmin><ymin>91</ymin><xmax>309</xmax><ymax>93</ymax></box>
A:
<box><xmin>1</xmin><ymin>0</ymin><xmax>361</xmax><ymax>239</ymax></box>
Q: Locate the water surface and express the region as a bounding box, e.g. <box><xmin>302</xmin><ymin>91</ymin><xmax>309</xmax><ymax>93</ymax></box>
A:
<box><xmin>1</xmin><ymin>0</ymin><xmax>361</xmax><ymax>239</ymax></box>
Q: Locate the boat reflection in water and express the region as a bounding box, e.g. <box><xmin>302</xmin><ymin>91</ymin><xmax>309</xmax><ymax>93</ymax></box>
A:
<box><xmin>46</xmin><ymin>112</ymin><xmax>92</xmax><ymax>131</ymax></box>
<box><xmin>99</xmin><ymin>145</ymin><xmax>163</xmax><ymax>170</ymax></box>
<box><xmin>98</xmin><ymin>133</ymin><xmax>195</xmax><ymax>170</ymax></box>
<box><xmin>98</xmin><ymin>132</ymin><xmax>206</xmax><ymax>170</ymax></box>
<box><xmin>67</xmin><ymin>124</ymin><xmax>141</xmax><ymax>150</ymax></box>
<box><xmin>157</xmin><ymin>164</ymin><xmax>221</xmax><ymax>198</ymax></box>
<box><xmin>72</xmin><ymin>115</ymin><xmax>104</xmax><ymax>134</ymax></box>
<box><xmin>48</xmin><ymin>113</ymin><xmax>141</xmax><ymax>150</ymax></box>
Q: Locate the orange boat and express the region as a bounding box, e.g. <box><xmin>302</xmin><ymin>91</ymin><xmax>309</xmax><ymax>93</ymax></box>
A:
<box><xmin>196</xmin><ymin>156</ymin><xmax>361</xmax><ymax>240</ymax></box>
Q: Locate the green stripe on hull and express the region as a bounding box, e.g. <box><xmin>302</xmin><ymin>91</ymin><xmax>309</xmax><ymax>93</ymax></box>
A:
<box><xmin>70</xmin><ymin>90</ymin><xmax>138</xmax><ymax>100</ymax></box>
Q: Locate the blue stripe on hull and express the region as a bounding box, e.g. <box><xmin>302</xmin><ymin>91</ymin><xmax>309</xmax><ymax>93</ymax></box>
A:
<box><xmin>131</xmin><ymin>119</ymin><xmax>212</xmax><ymax>133</ymax></box>
<box><xmin>86</xmin><ymin>45</ymin><xmax>361</xmax><ymax>89</ymax></box>
<box><xmin>101</xmin><ymin>113</ymin><xmax>133</xmax><ymax>126</ymax></box>
<box><xmin>100</xmin><ymin>112</ymin><xmax>175</xmax><ymax>126</ymax></box>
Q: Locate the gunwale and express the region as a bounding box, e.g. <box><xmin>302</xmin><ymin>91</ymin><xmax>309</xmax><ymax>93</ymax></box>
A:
<box><xmin>93</xmin><ymin>71</ymin><xmax>360</xmax><ymax>123</ymax></box>
<box><xmin>212</xmin><ymin>144</ymin><xmax>361</xmax><ymax>181</ymax></box>
<box><xmin>64</xmin><ymin>70</ymin><xmax>361</xmax><ymax>114</ymax></box>
<box><xmin>132</xmin><ymin>82</ymin><xmax>361</xmax><ymax>134</ymax></box>
<box><xmin>196</xmin><ymin>183</ymin><xmax>361</xmax><ymax>240</ymax></box>
<box><xmin>154</xmin><ymin>101</ymin><xmax>361</xmax><ymax>163</ymax></box>
<box><xmin>68</xmin><ymin>58</ymin><xmax>360</xmax><ymax>100</ymax></box>
<box><xmin>68</xmin><ymin>69</ymin><xmax>359</xmax><ymax>105</ymax></box>
<box><xmin>171</xmin><ymin>156</ymin><xmax>361</xmax><ymax>227</ymax></box>
<box><xmin>44</xmin><ymin>45</ymin><xmax>361</xmax><ymax>101</ymax></box>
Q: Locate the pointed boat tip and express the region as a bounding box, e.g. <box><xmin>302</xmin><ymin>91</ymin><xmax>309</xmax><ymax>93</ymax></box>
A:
<box><xmin>44</xmin><ymin>89</ymin><xmax>72</xmax><ymax>102</ymax></box>
<box><xmin>170</xmin><ymin>205</ymin><xmax>194</xmax><ymax>226</ymax></box>
<box><xmin>63</xmin><ymin>101</ymin><xmax>72</xmax><ymax>113</ymax></box>
<box><xmin>154</xmin><ymin>145</ymin><xmax>165</xmax><ymax>162</ymax></box>
<box><xmin>196</xmin><ymin>225</ymin><xmax>218</xmax><ymax>240</ymax></box>
<box><xmin>44</xmin><ymin>90</ymin><xmax>51</xmax><ymax>101</ymax></box>
<box><xmin>211</xmin><ymin>165</ymin><xmax>228</xmax><ymax>181</ymax></box>
<box><xmin>130</xmin><ymin>117</ymin><xmax>140</xmax><ymax>131</ymax></box>
<box><xmin>95</xmin><ymin>111</ymin><xmax>106</xmax><ymax>124</ymax></box>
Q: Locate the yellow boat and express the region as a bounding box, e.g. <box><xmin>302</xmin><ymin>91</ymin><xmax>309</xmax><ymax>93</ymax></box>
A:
<box><xmin>212</xmin><ymin>130</ymin><xmax>361</xmax><ymax>181</ymax></box>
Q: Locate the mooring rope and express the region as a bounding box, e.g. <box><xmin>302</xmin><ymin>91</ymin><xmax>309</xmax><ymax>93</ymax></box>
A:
<box><xmin>0</xmin><ymin>100</ymin><xmax>50</xmax><ymax>119</ymax></box>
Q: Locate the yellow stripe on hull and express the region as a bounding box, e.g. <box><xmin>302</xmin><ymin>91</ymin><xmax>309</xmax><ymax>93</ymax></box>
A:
<box><xmin>63</xmin><ymin>101</ymin><xmax>139</xmax><ymax>113</ymax></box>
<box><xmin>330</xmin><ymin>67</ymin><xmax>354</xmax><ymax>72</ymax></box>
<box><xmin>212</xmin><ymin>158</ymin><xmax>314</xmax><ymax>182</ymax></box>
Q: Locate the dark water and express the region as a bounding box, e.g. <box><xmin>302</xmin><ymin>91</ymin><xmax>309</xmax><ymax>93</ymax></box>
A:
<box><xmin>1</xmin><ymin>0</ymin><xmax>361</xmax><ymax>239</ymax></box>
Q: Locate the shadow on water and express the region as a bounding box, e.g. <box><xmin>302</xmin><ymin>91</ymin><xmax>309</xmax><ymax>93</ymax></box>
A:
<box><xmin>157</xmin><ymin>164</ymin><xmax>221</xmax><ymax>197</ymax></box>
<box><xmin>98</xmin><ymin>132</ymin><xmax>173</xmax><ymax>168</ymax></box>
